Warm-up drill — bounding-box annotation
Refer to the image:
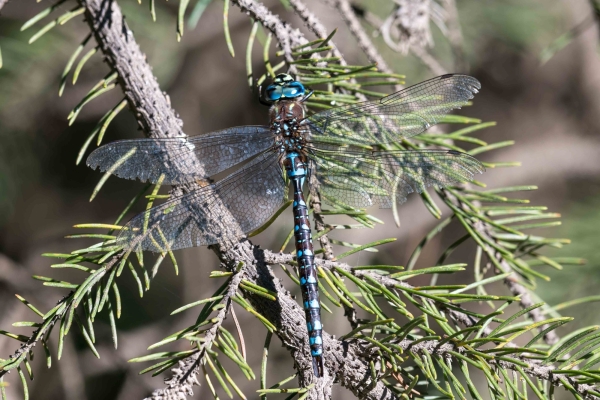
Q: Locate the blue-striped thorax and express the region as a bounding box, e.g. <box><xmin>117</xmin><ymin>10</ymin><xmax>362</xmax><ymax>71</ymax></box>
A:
<box><xmin>268</xmin><ymin>74</ymin><xmax>311</xmax><ymax>156</ymax></box>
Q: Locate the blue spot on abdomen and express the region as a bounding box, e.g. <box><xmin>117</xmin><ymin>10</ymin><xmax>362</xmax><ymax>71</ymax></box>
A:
<box><xmin>310</xmin><ymin>336</ymin><xmax>322</xmax><ymax>345</ymax></box>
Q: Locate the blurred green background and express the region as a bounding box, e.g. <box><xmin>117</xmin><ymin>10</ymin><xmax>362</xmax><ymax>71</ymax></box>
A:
<box><xmin>1</xmin><ymin>0</ymin><xmax>599</xmax><ymax>398</ymax></box>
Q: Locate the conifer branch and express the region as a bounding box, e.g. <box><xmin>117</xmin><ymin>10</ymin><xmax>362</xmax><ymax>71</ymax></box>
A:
<box><xmin>349</xmin><ymin>4</ymin><xmax>448</xmax><ymax>75</ymax></box>
<box><xmin>230</xmin><ymin>0</ymin><xmax>306</xmax><ymax>70</ymax></box>
<box><xmin>265</xmin><ymin>251</ymin><xmax>600</xmax><ymax>397</ymax></box>
<box><xmin>145</xmin><ymin>266</ymin><xmax>244</xmax><ymax>399</ymax></box>
<box><xmin>425</xmin><ymin>119</ymin><xmax>561</xmax><ymax>348</ymax></box>
<box><xmin>248</xmin><ymin>0</ymin><xmax>364</xmax><ymax>331</ymax></box>
<box><xmin>324</xmin><ymin>0</ymin><xmax>393</xmax><ymax>74</ymax></box>
<box><xmin>224</xmin><ymin>244</ymin><xmax>401</xmax><ymax>400</ymax></box>
<box><xmin>265</xmin><ymin>252</ymin><xmax>500</xmax><ymax>339</ymax></box>
<box><xmin>442</xmin><ymin>191</ymin><xmax>562</xmax><ymax>346</ymax></box>
<box><xmin>76</xmin><ymin>0</ymin><xmax>184</xmax><ymax>138</ymax></box>
<box><xmin>272</xmin><ymin>0</ymin><xmax>368</xmax><ymax>334</ymax></box>
<box><xmin>277</xmin><ymin>0</ymin><xmax>343</xmax><ymax>261</ymax></box>
<box><xmin>0</xmin><ymin>255</ymin><xmax>122</xmax><ymax>380</ymax></box>
<box><xmin>287</xmin><ymin>0</ymin><xmax>347</xmax><ymax>65</ymax></box>
<box><xmin>308</xmin><ymin>175</ymin><xmax>359</xmax><ymax>330</ymax></box>
<box><xmin>386</xmin><ymin>338</ymin><xmax>597</xmax><ymax>398</ymax></box>
<box><xmin>308</xmin><ymin>180</ymin><xmax>335</xmax><ymax>262</ymax></box>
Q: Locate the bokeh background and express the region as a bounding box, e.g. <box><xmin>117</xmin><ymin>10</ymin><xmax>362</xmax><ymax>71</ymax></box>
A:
<box><xmin>1</xmin><ymin>0</ymin><xmax>600</xmax><ymax>398</ymax></box>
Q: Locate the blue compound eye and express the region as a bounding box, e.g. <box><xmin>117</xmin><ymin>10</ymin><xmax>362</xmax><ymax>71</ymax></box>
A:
<box><xmin>282</xmin><ymin>81</ymin><xmax>305</xmax><ymax>98</ymax></box>
<box><xmin>265</xmin><ymin>85</ymin><xmax>282</xmax><ymax>101</ymax></box>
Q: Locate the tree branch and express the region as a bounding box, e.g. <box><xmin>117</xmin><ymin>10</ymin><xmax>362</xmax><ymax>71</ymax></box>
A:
<box><xmin>78</xmin><ymin>0</ymin><xmax>184</xmax><ymax>138</ymax></box>
<box><xmin>324</xmin><ymin>0</ymin><xmax>394</xmax><ymax>74</ymax></box>
<box><xmin>386</xmin><ymin>338</ymin><xmax>598</xmax><ymax>398</ymax></box>
<box><xmin>349</xmin><ymin>4</ymin><xmax>448</xmax><ymax>76</ymax></box>
<box><xmin>441</xmin><ymin>190</ymin><xmax>562</xmax><ymax>346</ymax></box>
<box><xmin>265</xmin><ymin>251</ymin><xmax>496</xmax><ymax>339</ymax></box>
<box><xmin>233</xmin><ymin>243</ymin><xmax>398</xmax><ymax>400</ymax></box>
<box><xmin>287</xmin><ymin>0</ymin><xmax>347</xmax><ymax>66</ymax></box>
<box><xmin>250</xmin><ymin>0</ymin><xmax>362</xmax><ymax>332</ymax></box>
<box><xmin>265</xmin><ymin>251</ymin><xmax>600</xmax><ymax>397</ymax></box>
<box><xmin>230</xmin><ymin>0</ymin><xmax>307</xmax><ymax>72</ymax></box>
<box><xmin>239</xmin><ymin>0</ymin><xmax>368</xmax><ymax>103</ymax></box>
<box><xmin>145</xmin><ymin>266</ymin><xmax>244</xmax><ymax>399</ymax></box>
<box><xmin>0</xmin><ymin>255</ymin><xmax>121</xmax><ymax>380</ymax></box>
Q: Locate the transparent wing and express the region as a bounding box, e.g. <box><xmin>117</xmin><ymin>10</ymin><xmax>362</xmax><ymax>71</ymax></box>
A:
<box><xmin>306</xmin><ymin>74</ymin><xmax>480</xmax><ymax>146</ymax></box>
<box><xmin>87</xmin><ymin>126</ymin><xmax>274</xmax><ymax>185</ymax></box>
<box><xmin>117</xmin><ymin>151</ymin><xmax>286</xmax><ymax>252</ymax></box>
<box><xmin>310</xmin><ymin>148</ymin><xmax>484</xmax><ymax>209</ymax></box>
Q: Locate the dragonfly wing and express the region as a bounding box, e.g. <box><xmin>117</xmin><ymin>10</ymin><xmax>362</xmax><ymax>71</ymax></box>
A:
<box><xmin>306</xmin><ymin>74</ymin><xmax>480</xmax><ymax>146</ymax></box>
<box><xmin>117</xmin><ymin>151</ymin><xmax>286</xmax><ymax>252</ymax></box>
<box><xmin>87</xmin><ymin>126</ymin><xmax>273</xmax><ymax>185</ymax></box>
<box><xmin>311</xmin><ymin>149</ymin><xmax>484</xmax><ymax>209</ymax></box>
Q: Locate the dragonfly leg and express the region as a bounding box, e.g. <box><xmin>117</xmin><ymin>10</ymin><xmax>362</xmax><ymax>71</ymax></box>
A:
<box><xmin>300</xmin><ymin>90</ymin><xmax>314</xmax><ymax>103</ymax></box>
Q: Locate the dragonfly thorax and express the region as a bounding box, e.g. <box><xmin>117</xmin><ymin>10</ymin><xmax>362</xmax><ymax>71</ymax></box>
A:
<box><xmin>270</xmin><ymin>100</ymin><xmax>309</xmax><ymax>154</ymax></box>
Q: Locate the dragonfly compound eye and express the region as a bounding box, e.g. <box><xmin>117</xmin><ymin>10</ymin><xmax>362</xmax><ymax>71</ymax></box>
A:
<box><xmin>266</xmin><ymin>85</ymin><xmax>282</xmax><ymax>101</ymax></box>
<box><xmin>282</xmin><ymin>81</ymin><xmax>306</xmax><ymax>99</ymax></box>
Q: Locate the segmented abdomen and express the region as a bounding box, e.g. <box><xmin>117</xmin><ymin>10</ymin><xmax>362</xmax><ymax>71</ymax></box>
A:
<box><xmin>283</xmin><ymin>152</ymin><xmax>324</xmax><ymax>378</ymax></box>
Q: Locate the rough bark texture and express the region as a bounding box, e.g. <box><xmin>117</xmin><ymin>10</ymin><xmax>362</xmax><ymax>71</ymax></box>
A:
<box><xmin>79</xmin><ymin>0</ymin><xmax>184</xmax><ymax>139</ymax></box>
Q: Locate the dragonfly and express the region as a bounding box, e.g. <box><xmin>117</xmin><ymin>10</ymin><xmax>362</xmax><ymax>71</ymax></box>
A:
<box><xmin>87</xmin><ymin>73</ymin><xmax>484</xmax><ymax>378</ymax></box>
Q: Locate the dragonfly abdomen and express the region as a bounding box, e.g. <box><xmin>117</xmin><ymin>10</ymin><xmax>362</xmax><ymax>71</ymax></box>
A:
<box><xmin>283</xmin><ymin>151</ymin><xmax>324</xmax><ymax>378</ymax></box>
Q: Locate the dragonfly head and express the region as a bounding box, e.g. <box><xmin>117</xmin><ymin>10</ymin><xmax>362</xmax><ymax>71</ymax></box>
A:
<box><xmin>265</xmin><ymin>74</ymin><xmax>306</xmax><ymax>102</ymax></box>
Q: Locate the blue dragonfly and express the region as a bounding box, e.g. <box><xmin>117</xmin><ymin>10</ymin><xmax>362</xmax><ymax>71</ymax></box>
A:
<box><xmin>87</xmin><ymin>73</ymin><xmax>484</xmax><ymax>377</ymax></box>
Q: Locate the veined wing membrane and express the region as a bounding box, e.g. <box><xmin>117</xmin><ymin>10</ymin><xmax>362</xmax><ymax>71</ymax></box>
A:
<box><xmin>87</xmin><ymin>126</ymin><xmax>273</xmax><ymax>185</ymax></box>
<box><xmin>306</xmin><ymin>74</ymin><xmax>480</xmax><ymax>146</ymax></box>
<box><xmin>310</xmin><ymin>148</ymin><xmax>484</xmax><ymax>209</ymax></box>
<box><xmin>117</xmin><ymin>151</ymin><xmax>286</xmax><ymax>252</ymax></box>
